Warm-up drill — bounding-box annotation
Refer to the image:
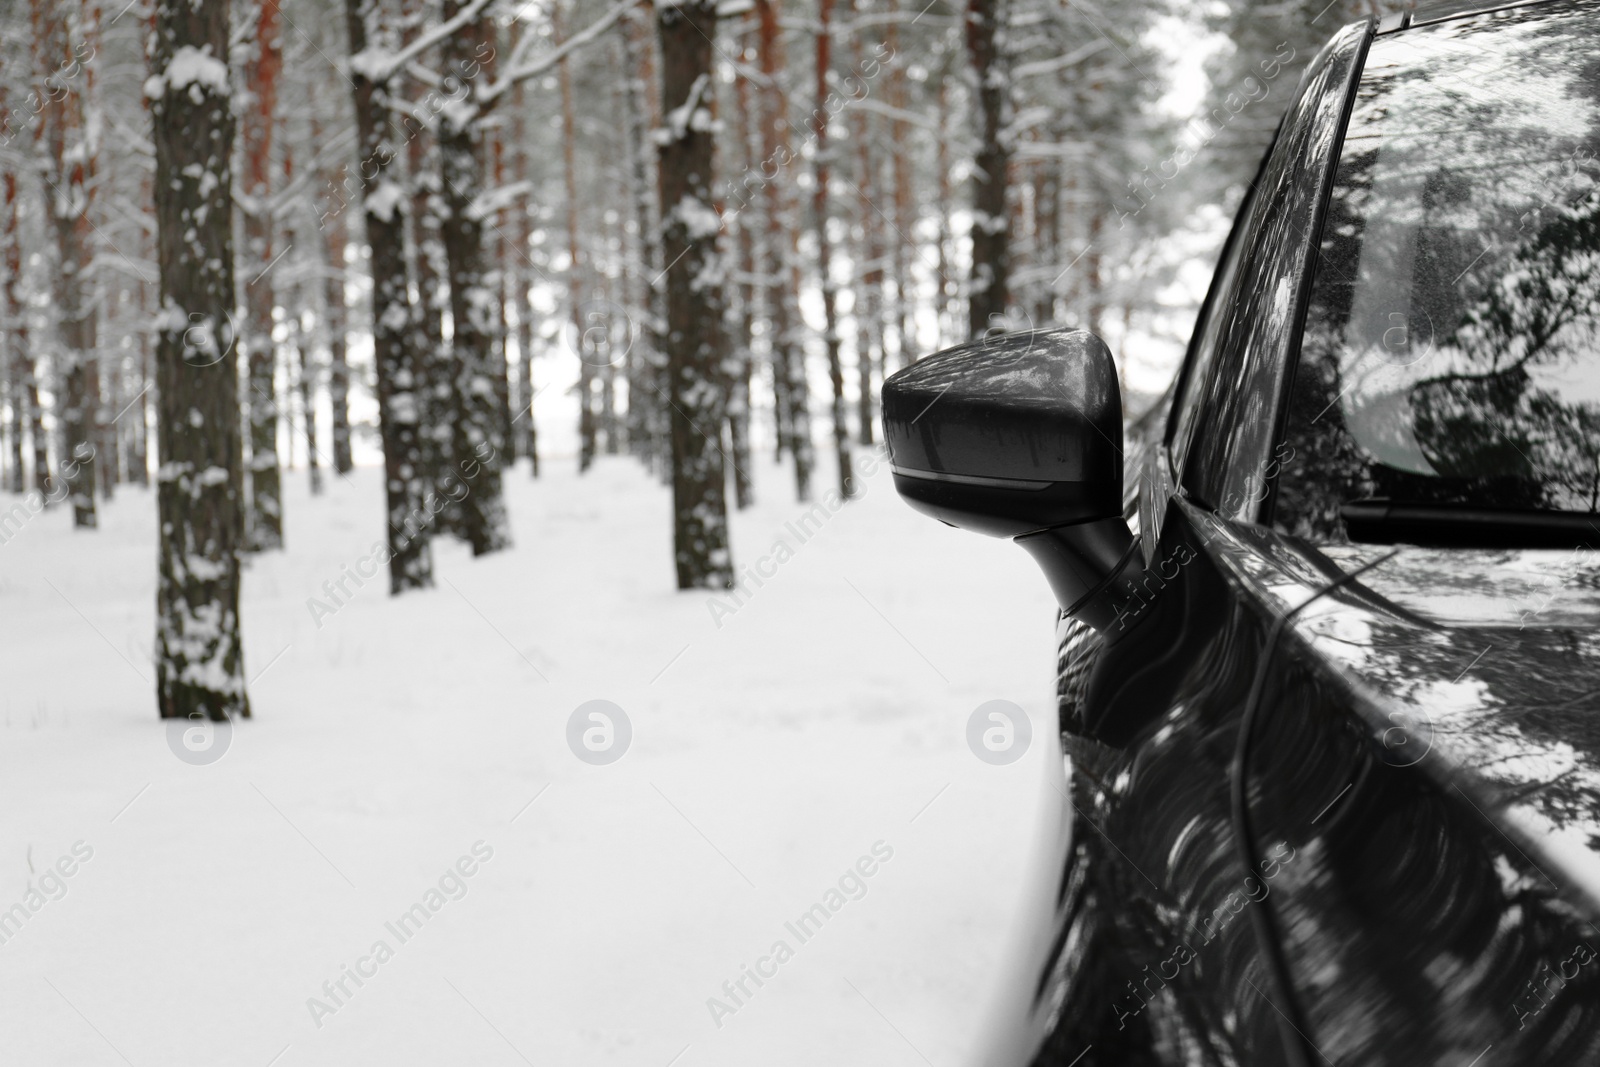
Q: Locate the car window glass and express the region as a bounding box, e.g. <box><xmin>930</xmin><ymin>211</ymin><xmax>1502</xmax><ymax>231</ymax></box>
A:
<box><xmin>1275</xmin><ymin>2</ymin><xmax>1600</xmax><ymax>543</ymax></box>
<box><xmin>1180</xmin><ymin>22</ymin><xmax>1368</xmax><ymax>517</ymax></box>
<box><xmin>1167</xmin><ymin>181</ymin><xmax>1258</xmax><ymax>479</ymax></box>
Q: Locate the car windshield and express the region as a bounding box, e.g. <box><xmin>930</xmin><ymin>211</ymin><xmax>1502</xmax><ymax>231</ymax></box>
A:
<box><xmin>1275</xmin><ymin>2</ymin><xmax>1600</xmax><ymax>544</ymax></box>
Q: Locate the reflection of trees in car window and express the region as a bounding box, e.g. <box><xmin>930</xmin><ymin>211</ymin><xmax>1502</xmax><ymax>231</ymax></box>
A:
<box><xmin>1276</xmin><ymin>6</ymin><xmax>1600</xmax><ymax>542</ymax></box>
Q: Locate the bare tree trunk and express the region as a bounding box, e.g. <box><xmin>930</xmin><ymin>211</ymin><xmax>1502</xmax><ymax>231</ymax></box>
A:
<box><xmin>1034</xmin><ymin>144</ymin><xmax>1060</xmax><ymax>324</ymax></box>
<box><xmin>150</xmin><ymin>0</ymin><xmax>250</xmax><ymax>720</ymax></box>
<box><xmin>2</xmin><ymin>167</ymin><xmax>29</xmax><ymax>494</ymax></box>
<box><xmin>812</xmin><ymin>0</ymin><xmax>852</xmax><ymax>499</ymax></box>
<box><xmin>965</xmin><ymin>0</ymin><xmax>1011</xmax><ymax>337</ymax></box>
<box><xmin>558</xmin><ymin>4</ymin><xmax>597</xmax><ymax>474</ymax></box>
<box><xmin>481</xmin><ymin>28</ymin><xmax>514</xmax><ymax>467</ymax></box>
<box><xmin>128</xmin><ymin>276</ymin><xmax>151</xmax><ymax>486</ymax></box>
<box><xmin>346</xmin><ymin>0</ymin><xmax>435</xmax><ymax>589</ymax></box>
<box><xmin>510</xmin><ymin>44</ymin><xmax>539</xmax><ymax>477</ymax></box>
<box><xmin>33</xmin><ymin>0</ymin><xmax>99</xmax><ymax>527</ymax></box>
<box><xmin>439</xmin><ymin>0</ymin><xmax>511</xmax><ymax>555</ymax></box>
<box><xmin>886</xmin><ymin>0</ymin><xmax>917</xmax><ymax>367</ymax></box>
<box><xmin>851</xmin><ymin>2</ymin><xmax>881</xmax><ymax>444</ymax></box>
<box><xmin>936</xmin><ymin>48</ymin><xmax>959</xmax><ymax>345</ymax></box>
<box><xmin>727</xmin><ymin>35</ymin><xmax>757</xmax><ymax>509</ymax></box>
<box><xmin>241</xmin><ymin>0</ymin><xmax>284</xmax><ymax>549</ymax></box>
<box><xmin>621</xmin><ymin>3</ymin><xmax>667</xmax><ymax>474</ymax></box>
<box><xmin>282</xmin><ymin>134</ymin><xmax>320</xmax><ymax>497</ymax></box>
<box><xmin>290</xmin><ymin>300</ymin><xmax>322</xmax><ymax>496</ymax></box>
<box><xmin>403</xmin><ymin>0</ymin><xmax>456</xmax><ymax>510</ymax></box>
<box><xmin>320</xmin><ymin>149</ymin><xmax>354</xmax><ymax>475</ymax></box>
<box><xmin>657</xmin><ymin>0</ymin><xmax>733</xmax><ymax>589</ymax></box>
<box><xmin>755</xmin><ymin>0</ymin><xmax>810</xmax><ymax>500</ymax></box>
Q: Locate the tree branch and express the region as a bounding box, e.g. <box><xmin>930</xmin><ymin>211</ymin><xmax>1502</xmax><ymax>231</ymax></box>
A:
<box><xmin>478</xmin><ymin>0</ymin><xmax>636</xmax><ymax>108</ymax></box>
<box><xmin>349</xmin><ymin>0</ymin><xmax>496</xmax><ymax>84</ymax></box>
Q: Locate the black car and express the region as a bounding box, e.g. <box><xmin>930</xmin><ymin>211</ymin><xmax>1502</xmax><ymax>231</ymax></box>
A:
<box><xmin>883</xmin><ymin>3</ymin><xmax>1600</xmax><ymax>1065</ymax></box>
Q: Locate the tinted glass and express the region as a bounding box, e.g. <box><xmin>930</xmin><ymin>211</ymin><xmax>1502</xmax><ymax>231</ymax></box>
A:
<box><xmin>1180</xmin><ymin>22</ymin><xmax>1368</xmax><ymax>518</ymax></box>
<box><xmin>1276</xmin><ymin>3</ymin><xmax>1600</xmax><ymax>543</ymax></box>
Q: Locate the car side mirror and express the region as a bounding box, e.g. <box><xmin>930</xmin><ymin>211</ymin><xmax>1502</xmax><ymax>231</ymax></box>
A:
<box><xmin>881</xmin><ymin>328</ymin><xmax>1149</xmax><ymax>634</ymax></box>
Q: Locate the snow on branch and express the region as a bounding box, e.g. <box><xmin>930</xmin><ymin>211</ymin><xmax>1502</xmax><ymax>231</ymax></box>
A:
<box><xmin>467</xmin><ymin>179</ymin><xmax>534</xmax><ymax>222</ymax></box>
<box><xmin>349</xmin><ymin>0</ymin><xmax>496</xmax><ymax>85</ymax></box>
<box><xmin>658</xmin><ymin>72</ymin><xmax>713</xmax><ymax>143</ymax></box>
<box><xmin>478</xmin><ymin>0</ymin><xmax>636</xmax><ymax>107</ymax></box>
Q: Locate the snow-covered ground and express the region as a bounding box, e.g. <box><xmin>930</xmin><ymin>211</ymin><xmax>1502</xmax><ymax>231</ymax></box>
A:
<box><xmin>0</xmin><ymin>450</ymin><xmax>1063</xmax><ymax>1067</ymax></box>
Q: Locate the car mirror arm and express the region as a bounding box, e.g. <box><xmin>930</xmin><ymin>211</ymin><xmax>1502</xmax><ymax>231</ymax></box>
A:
<box><xmin>1015</xmin><ymin>517</ymin><xmax>1150</xmax><ymax>633</ymax></box>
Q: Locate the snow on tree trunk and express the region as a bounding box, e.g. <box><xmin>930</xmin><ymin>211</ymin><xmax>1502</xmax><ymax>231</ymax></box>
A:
<box><xmin>850</xmin><ymin>12</ymin><xmax>882</xmax><ymax>446</ymax></box>
<box><xmin>657</xmin><ymin>0</ymin><xmax>733</xmax><ymax>590</ymax></box>
<box><xmin>438</xmin><ymin>0</ymin><xmax>511</xmax><ymax>556</ymax></box>
<box><xmin>345</xmin><ymin>0</ymin><xmax>435</xmax><ymax>590</ymax></box>
<box><xmin>148</xmin><ymin>0</ymin><xmax>250</xmax><ymax>721</ymax></box>
<box><xmin>33</xmin><ymin>0</ymin><xmax>99</xmax><ymax>528</ymax></box>
<box><xmin>966</xmin><ymin>0</ymin><xmax>1012</xmax><ymax>337</ymax></box>
<box><xmin>241</xmin><ymin>0</ymin><xmax>284</xmax><ymax>551</ymax></box>
<box><xmin>405</xmin><ymin>128</ymin><xmax>456</xmax><ymax>519</ymax></box>
<box><xmin>812</xmin><ymin>0</ymin><xmax>854</xmax><ymax>500</ymax></box>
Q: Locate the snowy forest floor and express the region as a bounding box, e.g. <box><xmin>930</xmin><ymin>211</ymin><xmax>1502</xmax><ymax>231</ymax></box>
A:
<box><xmin>1</xmin><ymin>451</ymin><xmax>1063</xmax><ymax>1066</ymax></box>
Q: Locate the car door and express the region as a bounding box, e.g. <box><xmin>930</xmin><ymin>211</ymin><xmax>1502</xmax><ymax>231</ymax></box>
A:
<box><xmin>1226</xmin><ymin>6</ymin><xmax>1600</xmax><ymax>1066</ymax></box>
<box><xmin>1029</xmin><ymin>18</ymin><xmax>1372</xmax><ymax>1067</ymax></box>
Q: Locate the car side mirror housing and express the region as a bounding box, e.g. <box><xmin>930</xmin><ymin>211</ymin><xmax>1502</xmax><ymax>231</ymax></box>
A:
<box><xmin>882</xmin><ymin>328</ymin><xmax>1149</xmax><ymax>633</ymax></box>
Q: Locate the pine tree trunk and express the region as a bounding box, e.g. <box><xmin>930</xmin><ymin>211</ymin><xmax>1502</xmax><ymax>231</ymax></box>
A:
<box><xmin>291</xmin><ymin>297</ymin><xmax>322</xmax><ymax>496</ymax></box>
<box><xmin>851</xmin><ymin>3</ymin><xmax>880</xmax><ymax>445</ymax></box>
<box><xmin>27</xmin><ymin>334</ymin><xmax>48</xmax><ymax>496</ymax></box>
<box><xmin>728</xmin><ymin>42</ymin><xmax>757</xmax><ymax>509</ymax></box>
<box><xmin>965</xmin><ymin>0</ymin><xmax>1011</xmax><ymax>337</ymax></box>
<box><xmin>241</xmin><ymin>0</ymin><xmax>283</xmax><ymax>550</ymax></box>
<box><xmin>558</xmin><ymin>7</ymin><xmax>597</xmax><ymax>474</ymax></box>
<box><xmin>619</xmin><ymin>9</ymin><xmax>653</xmax><ymax>467</ymax></box>
<box><xmin>1034</xmin><ymin>146</ymin><xmax>1060</xmax><ymax>324</ymax></box>
<box><xmin>481</xmin><ymin>27</ymin><xmax>514</xmax><ymax>467</ymax></box>
<box><xmin>755</xmin><ymin>0</ymin><xmax>811</xmax><ymax>499</ymax></box>
<box><xmin>33</xmin><ymin>0</ymin><xmax>98</xmax><ymax>527</ymax></box>
<box><xmin>320</xmin><ymin>151</ymin><xmax>354</xmax><ymax>475</ymax></box>
<box><xmin>101</xmin><ymin>350</ymin><xmax>120</xmax><ymax>498</ymax></box>
<box><xmin>812</xmin><ymin>0</ymin><xmax>852</xmax><ymax>499</ymax></box>
<box><xmin>345</xmin><ymin>0</ymin><xmax>435</xmax><ymax>590</ymax></box>
<box><xmin>658</xmin><ymin>0</ymin><xmax>733</xmax><ymax>589</ymax></box>
<box><xmin>939</xmin><ymin>60</ymin><xmax>963</xmax><ymax>344</ymax></box>
<box><xmin>2</xmin><ymin>168</ymin><xmax>28</xmax><ymax>495</ymax></box>
<box><xmin>621</xmin><ymin>5</ymin><xmax>668</xmax><ymax>473</ymax></box>
<box><xmin>150</xmin><ymin>0</ymin><xmax>250</xmax><ymax>721</ymax></box>
<box><xmin>439</xmin><ymin>0</ymin><xmax>511</xmax><ymax>555</ymax></box>
<box><xmin>510</xmin><ymin>52</ymin><xmax>539</xmax><ymax>477</ymax></box>
<box><xmin>886</xmin><ymin>0</ymin><xmax>917</xmax><ymax>367</ymax></box>
<box><xmin>401</xmin><ymin>1</ymin><xmax>457</xmax><ymax>512</ymax></box>
<box><xmin>128</xmin><ymin>277</ymin><xmax>151</xmax><ymax>486</ymax></box>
